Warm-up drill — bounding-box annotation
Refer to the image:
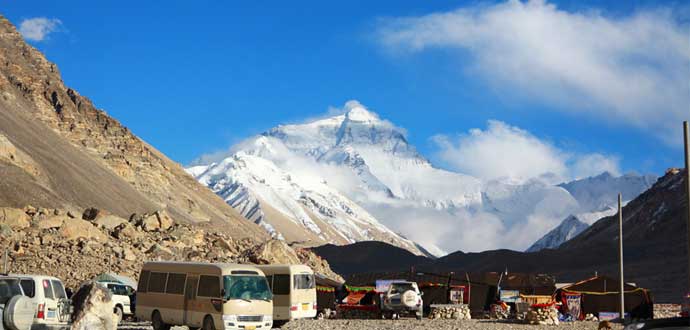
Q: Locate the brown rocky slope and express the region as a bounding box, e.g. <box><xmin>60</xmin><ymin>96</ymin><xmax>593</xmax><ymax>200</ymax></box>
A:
<box><xmin>0</xmin><ymin>205</ymin><xmax>342</xmax><ymax>289</ymax></box>
<box><xmin>0</xmin><ymin>15</ymin><xmax>265</xmax><ymax>239</ymax></box>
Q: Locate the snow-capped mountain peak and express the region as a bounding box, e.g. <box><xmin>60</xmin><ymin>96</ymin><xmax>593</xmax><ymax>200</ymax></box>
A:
<box><xmin>188</xmin><ymin>100</ymin><xmax>658</xmax><ymax>256</ymax></box>
<box><xmin>343</xmin><ymin>100</ymin><xmax>380</xmax><ymax>123</ymax></box>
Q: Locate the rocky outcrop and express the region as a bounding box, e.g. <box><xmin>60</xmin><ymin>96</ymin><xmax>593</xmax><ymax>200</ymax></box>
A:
<box><xmin>245</xmin><ymin>239</ymin><xmax>344</xmax><ymax>282</ymax></box>
<box><xmin>0</xmin><ymin>207</ymin><xmax>29</xmax><ymax>229</ymax></box>
<box><xmin>246</xmin><ymin>239</ymin><xmax>302</xmax><ymax>265</ymax></box>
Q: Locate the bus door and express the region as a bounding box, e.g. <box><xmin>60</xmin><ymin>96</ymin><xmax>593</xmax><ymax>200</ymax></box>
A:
<box><xmin>184</xmin><ymin>275</ymin><xmax>199</xmax><ymax>325</ymax></box>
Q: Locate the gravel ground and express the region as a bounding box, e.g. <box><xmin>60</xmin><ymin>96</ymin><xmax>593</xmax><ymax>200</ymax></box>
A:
<box><xmin>281</xmin><ymin>319</ymin><xmax>622</xmax><ymax>330</ymax></box>
<box><xmin>118</xmin><ymin>319</ymin><xmax>623</xmax><ymax>330</ymax></box>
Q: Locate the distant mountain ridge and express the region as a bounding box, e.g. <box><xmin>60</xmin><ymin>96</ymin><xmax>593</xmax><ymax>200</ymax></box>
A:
<box><xmin>311</xmin><ymin>168</ymin><xmax>689</xmax><ymax>303</ymax></box>
<box><xmin>526</xmin><ymin>172</ymin><xmax>657</xmax><ymax>252</ymax></box>
<box><xmin>188</xmin><ymin>101</ymin><xmax>656</xmax><ymax>255</ymax></box>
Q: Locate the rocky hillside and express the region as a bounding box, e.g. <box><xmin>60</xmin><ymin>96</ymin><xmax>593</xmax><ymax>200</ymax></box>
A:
<box><xmin>1</xmin><ymin>205</ymin><xmax>342</xmax><ymax>289</ymax></box>
<box><xmin>0</xmin><ymin>16</ymin><xmax>265</xmax><ymax>239</ymax></box>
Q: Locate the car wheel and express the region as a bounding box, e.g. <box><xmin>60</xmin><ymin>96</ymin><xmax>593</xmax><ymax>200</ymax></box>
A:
<box><xmin>114</xmin><ymin>306</ymin><xmax>123</xmax><ymax>325</ymax></box>
<box><xmin>202</xmin><ymin>315</ymin><xmax>215</xmax><ymax>330</ymax></box>
<box><xmin>152</xmin><ymin>311</ymin><xmax>170</xmax><ymax>330</ymax></box>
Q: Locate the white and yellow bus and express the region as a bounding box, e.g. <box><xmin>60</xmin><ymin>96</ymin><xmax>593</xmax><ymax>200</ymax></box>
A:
<box><xmin>256</xmin><ymin>265</ymin><xmax>316</xmax><ymax>325</ymax></box>
<box><xmin>135</xmin><ymin>262</ymin><xmax>273</xmax><ymax>330</ymax></box>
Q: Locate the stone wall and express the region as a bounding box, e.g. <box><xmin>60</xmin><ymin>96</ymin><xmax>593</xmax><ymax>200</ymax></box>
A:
<box><xmin>428</xmin><ymin>305</ymin><xmax>471</xmax><ymax>320</ymax></box>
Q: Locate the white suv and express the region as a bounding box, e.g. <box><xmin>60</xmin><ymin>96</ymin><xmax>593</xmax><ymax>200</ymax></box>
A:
<box><xmin>381</xmin><ymin>281</ymin><xmax>423</xmax><ymax>320</ymax></box>
<box><xmin>96</xmin><ymin>281</ymin><xmax>134</xmax><ymax>324</ymax></box>
<box><xmin>13</xmin><ymin>275</ymin><xmax>70</xmax><ymax>330</ymax></box>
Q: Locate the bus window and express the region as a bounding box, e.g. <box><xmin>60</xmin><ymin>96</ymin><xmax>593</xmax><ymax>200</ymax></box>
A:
<box><xmin>293</xmin><ymin>274</ymin><xmax>315</xmax><ymax>290</ymax></box>
<box><xmin>197</xmin><ymin>275</ymin><xmax>220</xmax><ymax>298</ymax></box>
<box><xmin>148</xmin><ymin>272</ymin><xmax>168</xmax><ymax>293</ymax></box>
<box><xmin>165</xmin><ymin>273</ymin><xmax>186</xmax><ymax>295</ymax></box>
<box><xmin>265</xmin><ymin>275</ymin><xmax>273</xmax><ymax>290</ymax></box>
<box><xmin>272</xmin><ymin>275</ymin><xmax>290</xmax><ymax>295</ymax></box>
<box><xmin>138</xmin><ymin>270</ymin><xmax>150</xmax><ymax>293</ymax></box>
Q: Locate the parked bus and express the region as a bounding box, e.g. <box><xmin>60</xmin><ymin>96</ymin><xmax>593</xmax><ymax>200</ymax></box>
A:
<box><xmin>135</xmin><ymin>262</ymin><xmax>273</xmax><ymax>330</ymax></box>
<box><xmin>256</xmin><ymin>265</ymin><xmax>316</xmax><ymax>325</ymax></box>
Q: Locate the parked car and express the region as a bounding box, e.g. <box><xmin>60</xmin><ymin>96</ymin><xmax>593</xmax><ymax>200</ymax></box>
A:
<box><xmin>13</xmin><ymin>275</ymin><xmax>70</xmax><ymax>330</ymax></box>
<box><xmin>0</xmin><ymin>276</ymin><xmax>39</xmax><ymax>330</ymax></box>
<box><xmin>96</xmin><ymin>281</ymin><xmax>135</xmax><ymax>324</ymax></box>
<box><xmin>381</xmin><ymin>281</ymin><xmax>423</xmax><ymax>320</ymax></box>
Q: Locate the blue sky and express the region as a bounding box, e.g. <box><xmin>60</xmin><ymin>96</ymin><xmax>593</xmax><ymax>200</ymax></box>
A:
<box><xmin>3</xmin><ymin>0</ymin><xmax>688</xmax><ymax>179</ymax></box>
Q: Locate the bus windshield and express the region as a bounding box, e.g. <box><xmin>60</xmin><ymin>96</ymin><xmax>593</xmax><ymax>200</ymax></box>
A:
<box><xmin>223</xmin><ymin>276</ymin><xmax>273</xmax><ymax>301</ymax></box>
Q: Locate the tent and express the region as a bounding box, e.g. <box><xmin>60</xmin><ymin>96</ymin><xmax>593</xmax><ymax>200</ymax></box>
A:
<box><xmin>315</xmin><ymin>274</ymin><xmax>343</xmax><ymax>313</ymax></box>
<box><xmin>554</xmin><ymin>276</ymin><xmax>653</xmax><ymax>320</ymax></box>
<box><xmin>344</xmin><ymin>271</ymin><xmax>496</xmax><ymax>313</ymax></box>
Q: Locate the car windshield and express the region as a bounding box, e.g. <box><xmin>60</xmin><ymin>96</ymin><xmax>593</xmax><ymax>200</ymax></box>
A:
<box><xmin>0</xmin><ymin>279</ymin><xmax>23</xmax><ymax>304</ymax></box>
<box><xmin>390</xmin><ymin>283</ymin><xmax>414</xmax><ymax>294</ymax></box>
<box><xmin>223</xmin><ymin>276</ymin><xmax>272</xmax><ymax>301</ymax></box>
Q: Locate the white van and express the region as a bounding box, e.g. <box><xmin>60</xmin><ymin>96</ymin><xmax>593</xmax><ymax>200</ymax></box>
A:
<box><xmin>135</xmin><ymin>261</ymin><xmax>273</xmax><ymax>330</ymax></box>
<box><xmin>13</xmin><ymin>274</ymin><xmax>70</xmax><ymax>330</ymax></box>
<box><xmin>256</xmin><ymin>265</ymin><xmax>317</xmax><ymax>326</ymax></box>
<box><xmin>96</xmin><ymin>281</ymin><xmax>134</xmax><ymax>324</ymax></box>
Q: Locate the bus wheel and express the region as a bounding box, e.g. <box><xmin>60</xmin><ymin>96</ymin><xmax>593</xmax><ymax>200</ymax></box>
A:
<box><xmin>152</xmin><ymin>311</ymin><xmax>170</xmax><ymax>330</ymax></box>
<box><xmin>203</xmin><ymin>315</ymin><xmax>215</xmax><ymax>330</ymax></box>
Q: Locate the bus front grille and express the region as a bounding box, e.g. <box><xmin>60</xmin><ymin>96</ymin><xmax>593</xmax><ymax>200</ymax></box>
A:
<box><xmin>237</xmin><ymin>315</ymin><xmax>263</xmax><ymax>322</ymax></box>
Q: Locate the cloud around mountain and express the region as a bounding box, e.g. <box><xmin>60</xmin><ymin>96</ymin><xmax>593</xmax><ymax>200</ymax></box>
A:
<box><xmin>376</xmin><ymin>0</ymin><xmax>690</xmax><ymax>145</ymax></box>
<box><xmin>189</xmin><ymin>100</ymin><xmax>651</xmax><ymax>256</ymax></box>
<box><xmin>432</xmin><ymin>120</ymin><xmax>620</xmax><ymax>183</ymax></box>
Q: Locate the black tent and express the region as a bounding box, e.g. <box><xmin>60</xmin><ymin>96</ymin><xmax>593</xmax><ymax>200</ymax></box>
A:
<box><xmin>344</xmin><ymin>271</ymin><xmax>496</xmax><ymax>313</ymax></box>
<box><xmin>315</xmin><ymin>274</ymin><xmax>344</xmax><ymax>314</ymax></box>
<box><xmin>554</xmin><ymin>276</ymin><xmax>653</xmax><ymax>319</ymax></box>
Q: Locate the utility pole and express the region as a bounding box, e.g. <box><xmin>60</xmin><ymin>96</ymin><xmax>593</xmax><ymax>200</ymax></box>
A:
<box><xmin>683</xmin><ymin>121</ymin><xmax>690</xmax><ymax>295</ymax></box>
<box><xmin>465</xmin><ymin>272</ymin><xmax>471</xmax><ymax>306</ymax></box>
<box><xmin>618</xmin><ymin>193</ymin><xmax>625</xmax><ymax>322</ymax></box>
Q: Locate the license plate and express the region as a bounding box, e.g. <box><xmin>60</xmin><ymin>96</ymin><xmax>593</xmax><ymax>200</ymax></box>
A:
<box><xmin>302</xmin><ymin>303</ymin><xmax>310</xmax><ymax>310</ymax></box>
<box><xmin>47</xmin><ymin>310</ymin><xmax>56</xmax><ymax>318</ymax></box>
<box><xmin>245</xmin><ymin>327</ymin><xmax>255</xmax><ymax>330</ymax></box>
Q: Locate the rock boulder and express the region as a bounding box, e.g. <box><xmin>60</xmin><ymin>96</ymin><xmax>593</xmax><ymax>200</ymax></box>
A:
<box><xmin>71</xmin><ymin>281</ymin><xmax>117</xmax><ymax>330</ymax></box>
<box><xmin>0</xmin><ymin>207</ymin><xmax>30</xmax><ymax>229</ymax></box>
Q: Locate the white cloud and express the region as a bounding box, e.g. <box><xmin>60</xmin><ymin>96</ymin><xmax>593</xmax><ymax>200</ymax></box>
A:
<box><xmin>570</xmin><ymin>153</ymin><xmax>621</xmax><ymax>179</ymax></box>
<box><xmin>377</xmin><ymin>0</ymin><xmax>690</xmax><ymax>144</ymax></box>
<box><xmin>432</xmin><ymin>120</ymin><xmax>619</xmax><ymax>182</ymax></box>
<box><xmin>18</xmin><ymin>17</ymin><xmax>62</xmax><ymax>41</ymax></box>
